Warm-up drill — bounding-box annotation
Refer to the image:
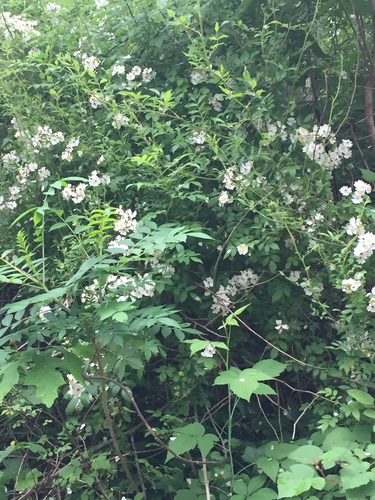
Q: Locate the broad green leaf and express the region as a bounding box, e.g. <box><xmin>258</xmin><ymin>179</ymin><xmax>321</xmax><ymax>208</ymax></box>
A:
<box><xmin>252</xmin><ymin>359</ymin><xmax>286</xmax><ymax>379</ymax></box>
<box><xmin>247</xmin><ymin>475</ymin><xmax>266</xmax><ymax>494</ymax></box>
<box><xmin>15</xmin><ymin>469</ymin><xmax>42</xmax><ymax>490</ymax></box>
<box><xmin>197</xmin><ymin>433</ymin><xmax>218</xmax><ymax>458</ymax></box>
<box><xmin>257</xmin><ymin>456</ymin><xmax>279</xmax><ymax>481</ymax></box>
<box><xmin>177</xmin><ymin>422</ymin><xmax>205</xmax><ymax>437</ymax></box>
<box><xmin>364</xmin><ymin>409</ymin><xmax>375</xmax><ymax>419</ymax></box>
<box><xmin>232</xmin><ymin>479</ymin><xmax>247</xmax><ymax>496</ymax></box>
<box><xmin>165</xmin><ymin>434</ymin><xmax>197</xmax><ymax>463</ymax></box>
<box><xmin>322</xmin><ymin>428</ymin><xmax>354</xmax><ymax>451</ymax></box>
<box><xmin>248</xmin><ymin>488</ymin><xmax>277</xmax><ymax>500</ymax></box>
<box><xmin>24</xmin><ymin>354</ymin><xmax>65</xmax><ymax>407</ymax></box>
<box><xmin>322</xmin><ymin>448</ymin><xmax>353</xmax><ymax>469</ymax></box>
<box><xmin>347</xmin><ymin>389</ymin><xmax>374</xmax><ymax>406</ymax></box>
<box><xmin>360</xmin><ymin>169</ymin><xmax>375</xmax><ymax>182</ymax></box>
<box><xmin>0</xmin><ymin>363</ymin><xmax>19</xmax><ymax>402</ymax></box>
<box><xmin>214</xmin><ymin>368</ymin><xmax>259</xmax><ymax>400</ymax></box>
<box><xmin>289</xmin><ymin>445</ymin><xmax>323</xmax><ymax>465</ymax></box>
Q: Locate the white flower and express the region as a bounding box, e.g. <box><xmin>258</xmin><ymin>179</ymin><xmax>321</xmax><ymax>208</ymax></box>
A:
<box><xmin>95</xmin><ymin>0</ymin><xmax>109</xmax><ymax>7</ymax></box>
<box><xmin>346</xmin><ymin>217</ymin><xmax>364</xmax><ymax>236</ymax></box>
<box><xmin>112</xmin><ymin>65</ymin><xmax>126</xmax><ymax>76</ymax></box>
<box><xmin>46</xmin><ymin>2</ymin><xmax>62</xmax><ymax>11</ymax></box>
<box><xmin>142</xmin><ymin>68</ymin><xmax>153</xmax><ymax>82</ymax></box>
<box><xmin>351</xmin><ymin>193</ymin><xmax>363</xmax><ymax>204</ymax></box>
<box><xmin>88</xmin><ymin>170</ymin><xmax>101</xmax><ymax>186</ymax></box>
<box><xmin>208</xmin><ymin>94</ymin><xmax>224</xmax><ymax>111</ymax></box>
<box><xmin>342</xmin><ymin>278</ymin><xmax>362</xmax><ymax>294</ymax></box>
<box><xmin>89</xmin><ymin>95</ymin><xmax>101</xmax><ymax>109</ymax></box>
<box><xmin>240</xmin><ymin>161</ymin><xmax>253</xmax><ymax>175</ymax></box>
<box><xmin>97</xmin><ymin>155</ymin><xmax>104</xmax><ymax>165</ymax></box>
<box><xmin>201</xmin><ymin>345</ymin><xmax>216</xmax><ymax>357</ymax></box>
<box><xmin>218</xmin><ymin>191</ymin><xmax>232</xmax><ymax>206</ymax></box>
<box><xmin>354</xmin><ymin>180</ymin><xmax>371</xmax><ymax>196</ymax></box>
<box><xmin>191</xmin><ymin>131</ymin><xmax>206</xmax><ymax>145</ymax></box>
<box><xmin>39</xmin><ymin>305</ymin><xmax>52</xmax><ymax>321</ymax></box>
<box><xmin>38</xmin><ymin>167</ymin><xmax>51</xmax><ymax>181</ymax></box>
<box><xmin>82</xmin><ymin>55</ymin><xmax>100</xmax><ymax>72</ymax></box>
<box><xmin>367</xmin><ymin>297</ymin><xmax>375</xmax><ymax>312</ymax></box>
<box><xmin>191</xmin><ymin>69</ymin><xmax>207</xmax><ymax>85</ymax></box>
<box><xmin>67</xmin><ymin>374</ymin><xmax>85</xmax><ymax>400</ymax></box>
<box><xmin>237</xmin><ymin>244</ymin><xmax>249</xmax><ymax>255</ymax></box>
<box><xmin>289</xmin><ymin>271</ymin><xmax>300</xmax><ymax>282</ymax></box>
<box><xmin>132</xmin><ymin>65</ymin><xmax>142</xmax><ymax>76</ymax></box>
<box><xmin>126</xmin><ymin>72</ymin><xmax>135</xmax><ymax>81</ymax></box>
<box><xmin>112</xmin><ymin>113</ymin><xmax>130</xmax><ymax>129</ymax></box>
<box><xmin>275</xmin><ymin>320</ymin><xmax>289</xmax><ymax>332</ymax></box>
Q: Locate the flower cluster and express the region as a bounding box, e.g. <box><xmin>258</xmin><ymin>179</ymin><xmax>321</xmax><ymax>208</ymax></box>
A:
<box><xmin>346</xmin><ymin>217</ymin><xmax>364</xmax><ymax>236</ymax></box>
<box><xmin>209</xmin><ymin>94</ymin><xmax>224</xmax><ymax>111</ymax></box>
<box><xmin>81</xmin><ymin>273</ymin><xmax>156</xmax><ymax>304</ymax></box>
<box><xmin>45</xmin><ymin>2</ymin><xmax>62</xmax><ymax>12</ymax></box>
<box><xmin>191</xmin><ymin>131</ymin><xmax>206</xmax><ymax>145</ymax></box>
<box><xmin>67</xmin><ymin>374</ymin><xmax>86</xmax><ymax>400</ymax></box>
<box><xmin>266</xmin><ymin>121</ymin><xmax>352</xmax><ymax>170</ymax></box>
<box><xmin>82</xmin><ymin>54</ymin><xmax>100</xmax><ymax>72</ymax></box>
<box><xmin>106</xmin><ymin>274</ymin><xmax>155</xmax><ymax>302</ymax></box>
<box><xmin>113</xmin><ymin>207</ymin><xmax>137</xmax><ymax>236</ymax></box>
<box><xmin>30</xmin><ymin>126</ymin><xmax>64</xmax><ymax>150</ymax></box>
<box><xmin>340</xmin><ymin>180</ymin><xmax>372</xmax><ymax>204</ymax></box>
<box><xmin>62</xmin><ymin>183</ymin><xmax>87</xmax><ymax>204</ymax></box>
<box><xmin>203</xmin><ymin>269</ymin><xmax>259</xmax><ymax>315</ymax></box>
<box><xmin>61</xmin><ymin>137</ymin><xmax>80</xmax><ymax>162</ymax></box>
<box><xmin>218</xmin><ymin>161</ymin><xmax>253</xmax><ymax>206</ymax></box>
<box><xmin>295</xmin><ymin>125</ymin><xmax>352</xmax><ymax>171</ymax></box>
<box><xmin>275</xmin><ymin>320</ymin><xmax>289</xmax><ymax>332</ymax></box>
<box><xmin>191</xmin><ymin>69</ymin><xmax>207</xmax><ymax>85</ymax></box>
<box><xmin>111</xmin><ymin>63</ymin><xmax>153</xmax><ymax>84</ymax></box>
<box><xmin>88</xmin><ymin>170</ymin><xmax>110</xmax><ymax>186</ymax></box>
<box><xmin>112</xmin><ymin>113</ymin><xmax>130</xmax><ymax>129</ymax></box>
<box><xmin>354</xmin><ymin>232</ymin><xmax>375</xmax><ymax>264</ymax></box>
<box><xmin>0</xmin><ymin>12</ymin><xmax>40</xmax><ymax>40</ymax></box>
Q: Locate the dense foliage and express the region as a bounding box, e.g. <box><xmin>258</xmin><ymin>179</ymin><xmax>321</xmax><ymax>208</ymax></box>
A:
<box><xmin>1</xmin><ymin>0</ymin><xmax>375</xmax><ymax>498</ymax></box>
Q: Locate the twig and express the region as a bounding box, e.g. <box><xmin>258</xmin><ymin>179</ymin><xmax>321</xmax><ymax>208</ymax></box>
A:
<box><xmin>83</xmin><ymin>360</ymin><xmax>226</xmax><ymax>465</ymax></box>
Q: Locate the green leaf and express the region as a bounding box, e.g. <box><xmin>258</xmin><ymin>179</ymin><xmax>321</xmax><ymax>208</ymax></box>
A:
<box><xmin>360</xmin><ymin>169</ymin><xmax>375</xmax><ymax>182</ymax></box>
<box><xmin>252</xmin><ymin>359</ymin><xmax>286</xmax><ymax>379</ymax></box>
<box><xmin>347</xmin><ymin>389</ymin><xmax>374</xmax><ymax>406</ymax></box>
<box><xmin>364</xmin><ymin>409</ymin><xmax>375</xmax><ymax>419</ymax></box>
<box><xmin>24</xmin><ymin>353</ymin><xmax>65</xmax><ymax>407</ymax></box>
<box><xmin>257</xmin><ymin>456</ymin><xmax>279</xmax><ymax>481</ymax></box>
<box><xmin>214</xmin><ymin>367</ymin><xmax>259</xmax><ymax>400</ymax></box>
<box><xmin>185</xmin><ymin>339</ymin><xmax>228</xmax><ymax>355</ymax></box>
<box><xmin>165</xmin><ymin>434</ymin><xmax>197</xmax><ymax>463</ymax></box>
<box><xmin>288</xmin><ymin>445</ymin><xmax>323</xmax><ymax>465</ymax></box>
<box><xmin>0</xmin><ymin>363</ymin><xmax>19</xmax><ymax>402</ymax></box>
<box><xmin>197</xmin><ymin>433</ymin><xmax>218</xmax><ymax>458</ymax></box>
